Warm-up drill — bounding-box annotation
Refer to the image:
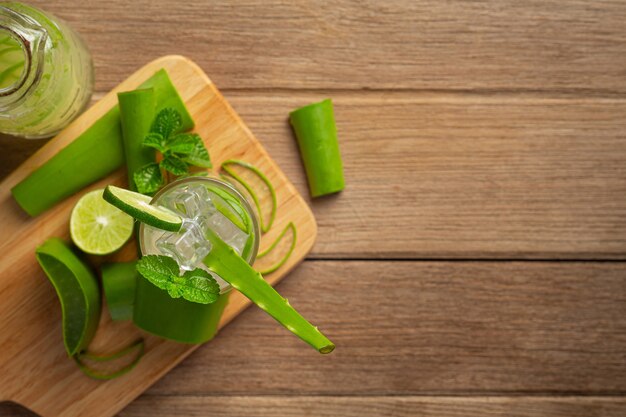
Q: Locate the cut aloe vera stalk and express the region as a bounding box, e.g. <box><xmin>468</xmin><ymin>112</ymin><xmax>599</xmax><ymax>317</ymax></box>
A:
<box><xmin>289</xmin><ymin>99</ymin><xmax>345</xmax><ymax>197</ymax></box>
<box><xmin>35</xmin><ymin>238</ymin><xmax>101</xmax><ymax>357</ymax></box>
<box><xmin>101</xmin><ymin>261</ymin><xmax>138</xmax><ymax>321</ymax></box>
<box><xmin>103</xmin><ymin>185</ymin><xmax>182</xmax><ymax>232</ymax></box>
<box><xmin>203</xmin><ymin>229</ymin><xmax>334</xmax><ymax>354</ymax></box>
<box><xmin>11</xmin><ymin>69</ymin><xmax>193</xmax><ymax>216</ymax></box>
<box><xmin>118</xmin><ymin>88</ymin><xmax>156</xmax><ymax>192</ymax></box>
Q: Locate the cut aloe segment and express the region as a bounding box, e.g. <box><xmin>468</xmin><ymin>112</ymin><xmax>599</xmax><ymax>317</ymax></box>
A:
<box><xmin>35</xmin><ymin>238</ymin><xmax>101</xmax><ymax>357</ymax></box>
<box><xmin>103</xmin><ymin>185</ymin><xmax>182</xmax><ymax>232</ymax></box>
<box><xmin>11</xmin><ymin>69</ymin><xmax>194</xmax><ymax>216</ymax></box>
<box><xmin>101</xmin><ymin>261</ymin><xmax>138</xmax><ymax>321</ymax></box>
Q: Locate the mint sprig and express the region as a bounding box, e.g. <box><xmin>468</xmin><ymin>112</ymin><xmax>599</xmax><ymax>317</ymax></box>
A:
<box><xmin>133</xmin><ymin>108</ymin><xmax>212</xmax><ymax>194</ymax></box>
<box><xmin>136</xmin><ymin>255</ymin><xmax>220</xmax><ymax>304</ymax></box>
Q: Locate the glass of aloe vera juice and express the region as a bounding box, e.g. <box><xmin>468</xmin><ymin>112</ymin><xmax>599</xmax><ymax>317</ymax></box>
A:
<box><xmin>136</xmin><ymin>176</ymin><xmax>260</xmax><ymax>343</ymax></box>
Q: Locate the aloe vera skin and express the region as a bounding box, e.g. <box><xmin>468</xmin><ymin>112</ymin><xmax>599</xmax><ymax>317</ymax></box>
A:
<box><xmin>101</xmin><ymin>261</ymin><xmax>138</xmax><ymax>321</ymax></box>
<box><xmin>118</xmin><ymin>88</ymin><xmax>156</xmax><ymax>192</ymax></box>
<box><xmin>11</xmin><ymin>69</ymin><xmax>194</xmax><ymax>216</ymax></box>
<box><xmin>203</xmin><ymin>229</ymin><xmax>335</xmax><ymax>354</ymax></box>
<box><xmin>35</xmin><ymin>238</ymin><xmax>101</xmax><ymax>357</ymax></box>
<box><xmin>289</xmin><ymin>99</ymin><xmax>345</xmax><ymax>197</ymax></box>
<box><xmin>133</xmin><ymin>277</ymin><xmax>230</xmax><ymax>344</ymax></box>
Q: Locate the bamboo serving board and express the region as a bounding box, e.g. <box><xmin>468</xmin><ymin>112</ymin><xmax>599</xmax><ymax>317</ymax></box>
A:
<box><xmin>0</xmin><ymin>56</ymin><xmax>317</xmax><ymax>417</ymax></box>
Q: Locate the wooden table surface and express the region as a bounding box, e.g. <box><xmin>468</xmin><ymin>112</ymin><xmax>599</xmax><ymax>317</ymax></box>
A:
<box><xmin>2</xmin><ymin>1</ymin><xmax>626</xmax><ymax>416</ymax></box>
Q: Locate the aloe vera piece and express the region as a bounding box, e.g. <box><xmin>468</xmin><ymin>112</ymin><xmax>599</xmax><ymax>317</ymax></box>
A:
<box><xmin>11</xmin><ymin>69</ymin><xmax>193</xmax><ymax>216</ymax></box>
<box><xmin>289</xmin><ymin>99</ymin><xmax>345</xmax><ymax>197</ymax></box>
<box><xmin>118</xmin><ymin>88</ymin><xmax>156</xmax><ymax>192</ymax></box>
<box><xmin>74</xmin><ymin>338</ymin><xmax>145</xmax><ymax>380</ymax></box>
<box><xmin>101</xmin><ymin>261</ymin><xmax>138</xmax><ymax>321</ymax></box>
<box><xmin>203</xmin><ymin>229</ymin><xmax>334</xmax><ymax>354</ymax></box>
<box><xmin>35</xmin><ymin>238</ymin><xmax>101</xmax><ymax>357</ymax></box>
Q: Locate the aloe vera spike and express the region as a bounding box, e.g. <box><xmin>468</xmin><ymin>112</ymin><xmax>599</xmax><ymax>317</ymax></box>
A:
<box><xmin>118</xmin><ymin>88</ymin><xmax>156</xmax><ymax>192</ymax></box>
<box><xmin>11</xmin><ymin>69</ymin><xmax>193</xmax><ymax>217</ymax></box>
<box><xmin>203</xmin><ymin>229</ymin><xmax>334</xmax><ymax>354</ymax></box>
<box><xmin>221</xmin><ymin>159</ymin><xmax>277</xmax><ymax>233</ymax></box>
<box><xmin>257</xmin><ymin>222</ymin><xmax>297</xmax><ymax>275</ymax></box>
<box><xmin>289</xmin><ymin>99</ymin><xmax>344</xmax><ymax>197</ymax></box>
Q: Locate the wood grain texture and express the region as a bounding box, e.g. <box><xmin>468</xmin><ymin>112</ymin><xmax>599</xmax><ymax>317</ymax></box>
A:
<box><xmin>24</xmin><ymin>0</ymin><xmax>626</xmax><ymax>93</ymax></box>
<box><xmin>4</xmin><ymin>396</ymin><xmax>626</xmax><ymax>417</ymax></box>
<box><xmin>146</xmin><ymin>261</ymin><xmax>626</xmax><ymax>396</ymax></box>
<box><xmin>119</xmin><ymin>396</ymin><xmax>626</xmax><ymax>417</ymax></box>
<box><xmin>0</xmin><ymin>56</ymin><xmax>316</xmax><ymax>417</ymax></box>
<box><xmin>225</xmin><ymin>92</ymin><xmax>626</xmax><ymax>259</ymax></box>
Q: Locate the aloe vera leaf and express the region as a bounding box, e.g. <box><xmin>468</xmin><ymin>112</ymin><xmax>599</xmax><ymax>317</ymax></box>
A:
<box><xmin>289</xmin><ymin>99</ymin><xmax>345</xmax><ymax>197</ymax></box>
<box><xmin>11</xmin><ymin>69</ymin><xmax>194</xmax><ymax>216</ymax></box>
<box><xmin>118</xmin><ymin>88</ymin><xmax>156</xmax><ymax>192</ymax></box>
<box><xmin>202</xmin><ymin>229</ymin><xmax>334</xmax><ymax>354</ymax></box>
<box><xmin>101</xmin><ymin>261</ymin><xmax>138</xmax><ymax>321</ymax></box>
<box><xmin>35</xmin><ymin>238</ymin><xmax>101</xmax><ymax>357</ymax></box>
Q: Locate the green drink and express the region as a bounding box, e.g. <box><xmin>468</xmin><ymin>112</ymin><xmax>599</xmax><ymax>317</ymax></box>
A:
<box><xmin>0</xmin><ymin>2</ymin><xmax>93</xmax><ymax>138</ymax></box>
<box><xmin>136</xmin><ymin>177</ymin><xmax>260</xmax><ymax>343</ymax></box>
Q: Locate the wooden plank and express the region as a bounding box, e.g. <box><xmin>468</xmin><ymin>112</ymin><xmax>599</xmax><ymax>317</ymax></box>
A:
<box><xmin>118</xmin><ymin>396</ymin><xmax>626</xmax><ymax>417</ymax></box>
<box><xmin>3</xmin><ymin>396</ymin><xmax>626</xmax><ymax>417</ymax></box>
<box><xmin>4</xmin><ymin>94</ymin><xmax>626</xmax><ymax>259</ymax></box>
<box><xmin>24</xmin><ymin>0</ymin><xmax>626</xmax><ymax>92</ymax></box>
<box><xmin>147</xmin><ymin>260</ymin><xmax>626</xmax><ymax>395</ymax></box>
<box><xmin>226</xmin><ymin>92</ymin><xmax>626</xmax><ymax>259</ymax></box>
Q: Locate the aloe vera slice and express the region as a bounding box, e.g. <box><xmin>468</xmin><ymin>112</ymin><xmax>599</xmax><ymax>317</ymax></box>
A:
<box><xmin>101</xmin><ymin>261</ymin><xmax>138</xmax><ymax>321</ymax></box>
<box><xmin>118</xmin><ymin>88</ymin><xmax>156</xmax><ymax>192</ymax></box>
<box><xmin>221</xmin><ymin>159</ymin><xmax>277</xmax><ymax>233</ymax></box>
<box><xmin>35</xmin><ymin>238</ymin><xmax>101</xmax><ymax>357</ymax></box>
<box><xmin>11</xmin><ymin>69</ymin><xmax>193</xmax><ymax>216</ymax></box>
<box><xmin>203</xmin><ymin>229</ymin><xmax>334</xmax><ymax>354</ymax></box>
<box><xmin>289</xmin><ymin>99</ymin><xmax>345</xmax><ymax>197</ymax></box>
<box><xmin>257</xmin><ymin>222</ymin><xmax>297</xmax><ymax>275</ymax></box>
<box><xmin>74</xmin><ymin>338</ymin><xmax>145</xmax><ymax>380</ymax></box>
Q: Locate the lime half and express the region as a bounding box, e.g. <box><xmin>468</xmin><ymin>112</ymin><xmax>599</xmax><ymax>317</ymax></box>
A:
<box><xmin>103</xmin><ymin>185</ymin><xmax>183</xmax><ymax>232</ymax></box>
<box><xmin>70</xmin><ymin>189</ymin><xmax>134</xmax><ymax>255</ymax></box>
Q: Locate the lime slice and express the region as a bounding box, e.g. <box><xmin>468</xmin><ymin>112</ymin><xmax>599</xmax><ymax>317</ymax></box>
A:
<box><xmin>103</xmin><ymin>185</ymin><xmax>182</xmax><ymax>232</ymax></box>
<box><xmin>70</xmin><ymin>189</ymin><xmax>134</xmax><ymax>255</ymax></box>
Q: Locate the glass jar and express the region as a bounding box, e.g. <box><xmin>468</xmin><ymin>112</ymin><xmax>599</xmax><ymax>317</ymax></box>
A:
<box><xmin>136</xmin><ymin>177</ymin><xmax>261</xmax><ymax>344</ymax></box>
<box><xmin>0</xmin><ymin>2</ymin><xmax>93</xmax><ymax>138</ymax></box>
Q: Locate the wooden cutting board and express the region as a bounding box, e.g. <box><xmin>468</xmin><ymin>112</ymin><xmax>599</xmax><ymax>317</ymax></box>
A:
<box><xmin>0</xmin><ymin>55</ymin><xmax>317</xmax><ymax>417</ymax></box>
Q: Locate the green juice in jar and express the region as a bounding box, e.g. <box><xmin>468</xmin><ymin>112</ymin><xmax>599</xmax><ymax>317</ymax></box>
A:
<box><xmin>0</xmin><ymin>2</ymin><xmax>93</xmax><ymax>138</ymax></box>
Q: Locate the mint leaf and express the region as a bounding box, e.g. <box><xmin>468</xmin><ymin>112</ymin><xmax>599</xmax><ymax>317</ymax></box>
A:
<box><xmin>151</xmin><ymin>108</ymin><xmax>182</xmax><ymax>139</ymax></box>
<box><xmin>180</xmin><ymin>270</ymin><xmax>220</xmax><ymax>303</ymax></box>
<box><xmin>136</xmin><ymin>255</ymin><xmax>179</xmax><ymax>290</ymax></box>
<box><xmin>160</xmin><ymin>155</ymin><xmax>189</xmax><ymax>176</ymax></box>
<box><xmin>181</xmin><ymin>139</ymin><xmax>212</xmax><ymax>168</ymax></box>
<box><xmin>143</xmin><ymin>132</ymin><xmax>167</xmax><ymax>153</ymax></box>
<box><xmin>168</xmin><ymin>133</ymin><xmax>199</xmax><ymax>155</ymax></box>
<box><xmin>136</xmin><ymin>255</ymin><xmax>219</xmax><ymax>304</ymax></box>
<box><xmin>134</xmin><ymin>162</ymin><xmax>163</xmax><ymax>195</ymax></box>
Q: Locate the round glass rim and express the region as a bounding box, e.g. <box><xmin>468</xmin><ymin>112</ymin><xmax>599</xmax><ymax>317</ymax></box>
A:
<box><xmin>138</xmin><ymin>176</ymin><xmax>261</xmax><ymax>285</ymax></box>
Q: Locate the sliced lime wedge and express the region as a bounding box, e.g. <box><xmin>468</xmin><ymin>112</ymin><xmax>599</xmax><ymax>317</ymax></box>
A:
<box><xmin>103</xmin><ymin>185</ymin><xmax>182</xmax><ymax>232</ymax></box>
<box><xmin>70</xmin><ymin>189</ymin><xmax>134</xmax><ymax>255</ymax></box>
